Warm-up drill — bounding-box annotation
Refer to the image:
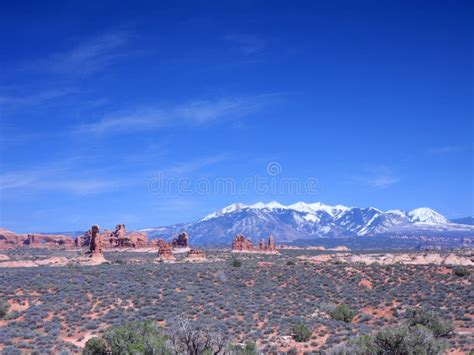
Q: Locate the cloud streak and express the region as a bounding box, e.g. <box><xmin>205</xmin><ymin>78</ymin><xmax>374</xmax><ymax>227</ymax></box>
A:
<box><xmin>75</xmin><ymin>95</ymin><xmax>273</xmax><ymax>135</ymax></box>
<box><xmin>34</xmin><ymin>31</ymin><xmax>130</xmax><ymax>76</ymax></box>
<box><xmin>353</xmin><ymin>166</ymin><xmax>400</xmax><ymax>190</ymax></box>
<box><xmin>429</xmin><ymin>145</ymin><xmax>470</xmax><ymax>154</ymax></box>
<box><xmin>0</xmin><ymin>88</ymin><xmax>77</xmax><ymax>110</ymax></box>
<box><xmin>0</xmin><ymin>154</ymin><xmax>229</xmax><ymax>196</ymax></box>
<box><xmin>224</xmin><ymin>33</ymin><xmax>266</xmax><ymax>55</ymax></box>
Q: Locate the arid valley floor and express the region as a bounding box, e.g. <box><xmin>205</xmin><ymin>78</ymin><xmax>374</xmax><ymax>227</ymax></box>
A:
<box><xmin>0</xmin><ymin>247</ymin><xmax>473</xmax><ymax>354</ymax></box>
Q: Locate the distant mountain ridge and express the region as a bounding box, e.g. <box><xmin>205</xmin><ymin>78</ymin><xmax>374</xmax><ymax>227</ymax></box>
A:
<box><xmin>451</xmin><ymin>216</ymin><xmax>474</xmax><ymax>226</ymax></box>
<box><xmin>141</xmin><ymin>201</ymin><xmax>474</xmax><ymax>246</ymax></box>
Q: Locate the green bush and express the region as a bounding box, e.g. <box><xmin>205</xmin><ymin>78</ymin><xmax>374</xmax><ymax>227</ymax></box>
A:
<box><xmin>83</xmin><ymin>337</ymin><xmax>108</xmax><ymax>355</ymax></box>
<box><xmin>375</xmin><ymin>324</ymin><xmax>445</xmax><ymax>354</ymax></box>
<box><xmin>329</xmin><ymin>334</ymin><xmax>377</xmax><ymax>355</ymax></box>
<box><xmin>83</xmin><ymin>320</ymin><xmax>172</xmax><ymax>355</ymax></box>
<box><xmin>330</xmin><ymin>303</ymin><xmax>355</xmax><ymax>323</ymax></box>
<box><xmin>453</xmin><ymin>266</ymin><xmax>470</xmax><ymax>277</ymax></box>
<box><xmin>0</xmin><ymin>302</ymin><xmax>10</xmax><ymax>319</ymax></box>
<box><xmin>405</xmin><ymin>307</ymin><xmax>454</xmax><ymax>338</ymax></box>
<box><xmin>292</xmin><ymin>323</ymin><xmax>312</xmax><ymax>342</ymax></box>
<box><xmin>232</xmin><ymin>258</ymin><xmax>242</xmax><ymax>267</ymax></box>
<box><xmin>232</xmin><ymin>341</ymin><xmax>258</xmax><ymax>354</ymax></box>
<box><xmin>330</xmin><ymin>325</ymin><xmax>445</xmax><ymax>355</ymax></box>
<box><xmin>329</xmin><ymin>309</ymin><xmax>454</xmax><ymax>355</ymax></box>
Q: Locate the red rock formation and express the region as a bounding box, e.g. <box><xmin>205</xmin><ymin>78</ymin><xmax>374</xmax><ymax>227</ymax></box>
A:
<box><xmin>113</xmin><ymin>224</ymin><xmax>127</xmax><ymax>247</ymax></box>
<box><xmin>101</xmin><ymin>229</ymin><xmax>113</xmax><ymax>246</ymax></box>
<box><xmin>0</xmin><ymin>229</ymin><xmax>25</xmax><ymax>250</ymax></box>
<box><xmin>81</xmin><ymin>224</ymin><xmax>149</xmax><ymax>249</ymax></box>
<box><xmin>128</xmin><ymin>231</ymin><xmax>149</xmax><ymax>248</ymax></box>
<box><xmin>267</xmin><ymin>235</ymin><xmax>276</xmax><ymax>252</ymax></box>
<box><xmin>155</xmin><ymin>238</ymin><xmax>169</xmax><ymax>248</ymax></box>
<box><xmin>232</xmin><ymin>235</ymin><xmax>254</xmax><ymax>252</ymax></box>
<box><xmin>33</xmin><ymin>234</ymin><xmax>75</xmax><ymax>248</ymax></box>
<box><xmin>89</xmin><ymin>225</ymin><xmax>102</xmax><ymax>255</ymax></box>
<box><xmin>232</xmin><ymin>234</ymin><xmax>278</xmax><ymax>254</ymax></box>
<box><xmin>0</xmin><ymin>228</ymin><xmax>75</xmax><ymax>250</ymax></box>
<box><xmin>26</xmin><ymin>234</ymin><xmax>39</xmax><ymax>246</ymax></box>
<box><xmin>75</xmin><ymin>236</ymin><xmax>84</xmax><ymax>248</ymax></box>
<box><xmin>172</xmin><ymin>232</ymin><xmax>189</xmax><ymax>248</ymax></box>
<box><xmin>156</xmin><ymin>239</ymin><xmax>175</xmax><ymax>262</ymax></box>
<box><xmin>186</xmin><ymin>249</ymin><xmax>206</xmax><ymax>261</ymax></box>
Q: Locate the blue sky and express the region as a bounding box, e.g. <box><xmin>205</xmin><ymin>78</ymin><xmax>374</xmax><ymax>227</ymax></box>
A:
<box><xmin>1</xmin><ymin>0</ymin><xmax>472</xmax><ymax>232</ymax></box>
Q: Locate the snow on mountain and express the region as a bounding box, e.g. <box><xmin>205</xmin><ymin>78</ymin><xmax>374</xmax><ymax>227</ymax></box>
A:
<box><xmin>407</xmin><ymin>208</ymin><xmax>448</xmax><ymax>225</ymax></box>
<box><xmin>143</xmin><ymin>202</ymin><xmax>474</xmax><ymax>246</ymax></box>
<box><xmin>386</xmin><ymin>209</ymin><xmax>407</xmax><ymax>218</ymax></box>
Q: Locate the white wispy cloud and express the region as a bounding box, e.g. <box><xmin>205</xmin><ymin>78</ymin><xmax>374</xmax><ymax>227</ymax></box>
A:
<box><xmin>0</xmin><ymin>154</ymin><xmax>229</xmax><ymax>196</ymax></box>
<box><xmin>224</xmin><ymin>33</ymin><xmax>266</xmax><ymax>55</ymax></box>
<box><xmin>34</xmin><ymin>31</ymin><xmax>130</xmax><ymax>76</ymax></box>
<box><xmin>0</xmin><ymin>161</ymin><xmax>135</xmax><ymax>196</ymax></box>
<box><xmin>0</xmin><ymin>88</ymin><xmax>75</xmax><ymax>107</ymax></box>
<box><xmin>165</xmin><ymin>154</ymin><xmax>229</xmax><ymax>175</ymax></box>
<box><xmin>353</xmin><ymin>166</ymin><xmax>400</xmax><ymax>190</ymax></box>
<box><xmin>76</xmin><ymin>95</ymin><xmax>273</xmax><ymax>135</ymax></box>
<box><xmin>429</xmin><ymin>145</ymin><xmax>470</xmax><ymax>154</ymax></box>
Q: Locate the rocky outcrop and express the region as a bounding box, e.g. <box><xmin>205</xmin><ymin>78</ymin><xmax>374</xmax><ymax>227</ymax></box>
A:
<box><xmin>80</xmin><ymin>225</ymin><xmax>108</xmax><ymax>265</ymax></box>
<box><xmin>0</xmin><ymin>228</ymin><xmax>74</xmax><ymax>250</ymax></box>
<box><xmin>77</xmin><ymin>224</ymin><xmax>149</xmax><ymax>249</ymax></box>
<box><xmin>258</xmin><ymin>235</ymin><xmax>276</xmax><ymax>252</ymax></box>
<box><xmin>232</xmin><ymin>234</ymin><xmax>279</xmax><ymax>254</ymax></box>
<box><xmin>128</xmin><ymin>231</ymin><xmax>149</xmax><ymax>247</ymax></box>
<box><xmin>28</xmin><ymin>234</ymin><xmax>74</xmax><ymax>248</ymax></box>
<box><xmin>113</xmin><ymin>224</ymin><xmax>127</xmax><ymax>247</ymax></box>
<box><xmin>172</xmin><ymin>232</ymin><xmax>189</xmax><ymax>248</ymax></box>
<box><xmin>299</xmin><ymin>252</ymin><xmax>474</xmax><ymax>266</ymax></box>
<box><xmin>75</xmin><ymin>236</ymin><xmax>84</xmax><ymax>248</ymax></box>
<box><xmin>156</xmin><ymin>239</ymin><xmax>175</xmax><ymax>263</ymax></box>
<box><xmin>0</xmin><ymin>257</ymin><xmax>70</xmax><ymax>268</ymax></box>
<box><xmin>185</xmin><ymin>249</ymin><xmax>206</xmax><ymax>262</ymax></box>
<box><xmin>232</xmin><ymin>235</ymin><xmax>254</xmax><ymax>252</ymax></box>
<box><xmin>89</xmin><ymin>225</ymin><xmax>102</xmax><ymax>255</ymax></box>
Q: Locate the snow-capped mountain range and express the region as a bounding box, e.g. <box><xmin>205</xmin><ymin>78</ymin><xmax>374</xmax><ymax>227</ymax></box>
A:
<box><xmin>142</xmin><ymin>202</ymin><xmax>474</xmax><ymax>246</ymax></box>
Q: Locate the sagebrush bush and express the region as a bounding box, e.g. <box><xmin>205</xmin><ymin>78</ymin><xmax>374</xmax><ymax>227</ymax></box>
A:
<box><xmin>405</xmin><ymin>307</ymin><xmax>454</xmax><ymax>338</ymax></box>
<box><xmin>453</xmin><ymin>266</ymin><xmax>470</xmax><ymax>277</ymax></box>
<box><xmin>231</xmin><ymin>258</ymin><xmax>242</xmax><ymax>267</ymax></box>
<box><xmin>330</xmin><ymin>303</ymin><xmax>356</xmax><ymax>323</ymax></box>
<box><xmin>0</xmin><ymin>302</ymin><xmax>10</xmax><ymax>319</ymax></box>
<box><xmin>84</xmin><ymin>320</ymin><xmax>172</xmax><ymax>355</ymax></box>
<box><xmin>292</xmin><ymin>323</ymin><xmax>312</xmax><ymax>342</ymax></box>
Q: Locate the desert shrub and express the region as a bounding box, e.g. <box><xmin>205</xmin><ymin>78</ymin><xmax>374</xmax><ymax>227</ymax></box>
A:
<box><xmin>375</xmin><ymin>324</ymin><xmax>445</xmax><ymax>354</ymax></box>
<box><xmin>330</xmin><ymin>303</ymin><xmax>355</xmax><ymax>323</ymax></box>
<box><xmin>453</xmin><ymin>266</ymin><xmax>470</xmax><ymax>277</ymax></box>
<box><xmin>83</xmin><ymin>337</ymin><xmax>108</xmax><ymax>355</ymax></box>
<box><xmin>405</xmin><ymin>307</ymin><xmax>454</xmax><ymax>338</ymax></box>
<box><xmin>330</xmin><ymin>325</ymin><xmax>445</xmax><ymax>354</ymax></box>
<box><xmin>231</xmin><ymin>341</ymin><xmax>258</xmax><ymax>354</ymax></box>
<box><xmin>329</xmin><ymin>334</ymin><xmax>377</xmax><ymax>355</ymax></box>
<box><xmin>231</xmin><ymin>258</ymin><xmax>242</xmax><ymax>267</ymax></box>
<box><xmin>83</xmin><ymin>320</ymin><xmax>172</xmax><ymax>355</ymax></box>
<box><xmin>0</xmin><ymin>302</ymin><xmax>10</xmax><ymax>318</ymax></box>
<box><xmin>292</xmin><ymin>323</ymin><xmax>311</xmax><ymax>342</ymax></box>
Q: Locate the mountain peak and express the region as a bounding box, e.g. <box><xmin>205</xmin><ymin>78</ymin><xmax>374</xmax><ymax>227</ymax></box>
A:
<box><xmin>145</xmin><ymin>201</ymin><xmax>473</xmax><ymax>245</ymax></box>
<box><xmin>407</xmin><ymin>208</ymin><xmax>448</xmax><ymax>225</ymax></box>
